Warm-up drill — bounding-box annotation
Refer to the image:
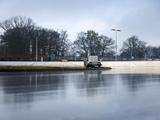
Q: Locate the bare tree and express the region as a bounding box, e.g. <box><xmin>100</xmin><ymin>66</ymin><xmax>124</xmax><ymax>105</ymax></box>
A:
<box><xmin>120</xmin><ymin>36</ymin><xmax>146</xmax><ymax>59</ymax></box>
<box><xmin>98</xmin><ymin>35</ymin><xmax>114</xmax><ymax>58</ymax></box>
<box><xmin>59</xmin><ymin>30</ymin><xmax>70</xmax><ymax>58</ymax></box>
<box><xmin>0</xmin><ymin>16</ymin><xmax>35</xmax><ymax>31</ymax></box>
<box><xmin>74</xmin><ymin>30</ymin><xmax>115</xmax><ymax>58</ymax></box>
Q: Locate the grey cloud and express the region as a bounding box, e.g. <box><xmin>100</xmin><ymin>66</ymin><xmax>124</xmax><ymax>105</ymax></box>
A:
<box><xmin>0</xmin><ymin>0</ymin><xmax>159</xmax><ymax>46</ymax></box>
<box><xmin>119</xmin><ymin>0</ymin><xmax>160</xmax><ymax>46</ymax></box>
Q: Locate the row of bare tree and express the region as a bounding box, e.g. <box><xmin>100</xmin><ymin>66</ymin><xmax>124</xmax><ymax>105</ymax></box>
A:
<box><xmin>0</xmin><ymin>16</ymin><xmax>159</xmax><ymax>61</ymax></box>
<box><xmin>0</xmin><ymin>16</ymin><xmax>70</xmax><ymax>61</ymax></box>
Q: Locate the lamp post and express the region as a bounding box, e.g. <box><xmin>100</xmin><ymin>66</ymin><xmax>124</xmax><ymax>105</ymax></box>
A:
<box><xmin>111</xmin><ymin>28</ymin><xmax>121</xmax><ymax>61</ymax></box>
<box><xmin>35</xmin><ymin>31</ymin><xmax>39</xmax><ymax>62</ymax></box>
<box><xmin>35</xmin><ymin>37</ymin><xmax>38</xmax><ymax>61</ymax></box>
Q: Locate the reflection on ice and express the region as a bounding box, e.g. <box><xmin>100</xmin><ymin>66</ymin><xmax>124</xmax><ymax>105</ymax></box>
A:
<box><xmin>0</xmin><ymin>71</ymin><xmax>160</xmax><ymax>120</ymax></box>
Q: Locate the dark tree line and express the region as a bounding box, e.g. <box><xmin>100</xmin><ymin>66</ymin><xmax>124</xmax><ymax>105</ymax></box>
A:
<box><xmin>0</xmin><ymin>16</ymin><xmax>70</xmax><ymax>61</ymax></box>
<box><xmin>0</xmin><ymin>16</ymin><xmax>160</xmax><ymax>61</ymax></box>
<box><xmin>120</xmin><ymin>36</ymin><xmax>160</xmax><ymax>60</ymax></box>
<box><xmin>120</xmin><ymin>36</ymin><xmax>146</xmax><ymax>59</ymax></box>
<box><xmin>145</xmin><ymin>46</ymin><xmax>160</xmax><ymax>59</ymax></box>
<box><xmin>74</xmin><ymin>30</ymin><xmax>115</xmax><ymax>58</ymax></box>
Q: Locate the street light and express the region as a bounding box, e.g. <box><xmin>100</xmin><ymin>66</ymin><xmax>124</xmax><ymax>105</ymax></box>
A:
<box><xmin>35</xmin><ymin>31</ymin><xmax>39</xmax><ymax>62</ymax></box>
<box><xmin>35</xmin><ymin>37</ymin><xmax>38</xmax><ymax>61</ymax></box>
<box><xmin>111</xmin><ymin>28</ymin><xmax>121</xmax><ymax>61</ymax></box>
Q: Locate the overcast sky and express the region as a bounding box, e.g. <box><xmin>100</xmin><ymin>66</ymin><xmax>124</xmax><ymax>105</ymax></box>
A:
<box><xmin>0</xmin><ymin>0</ymin><xmax>160</xmax><ymax>49</ymax></box>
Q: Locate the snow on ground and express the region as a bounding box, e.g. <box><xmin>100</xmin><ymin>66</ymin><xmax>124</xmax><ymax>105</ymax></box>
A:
<box><xmin>0</xmin><ymin>61</ymin><xmax>160</xmax><ymax>74</ymax></box>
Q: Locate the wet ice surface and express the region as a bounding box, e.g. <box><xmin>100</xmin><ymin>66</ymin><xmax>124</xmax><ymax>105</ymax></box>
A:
<box><xmin>0</xmin><ymin>71</ymin><xmax>160</xmax><ymax>120</ymax></box>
